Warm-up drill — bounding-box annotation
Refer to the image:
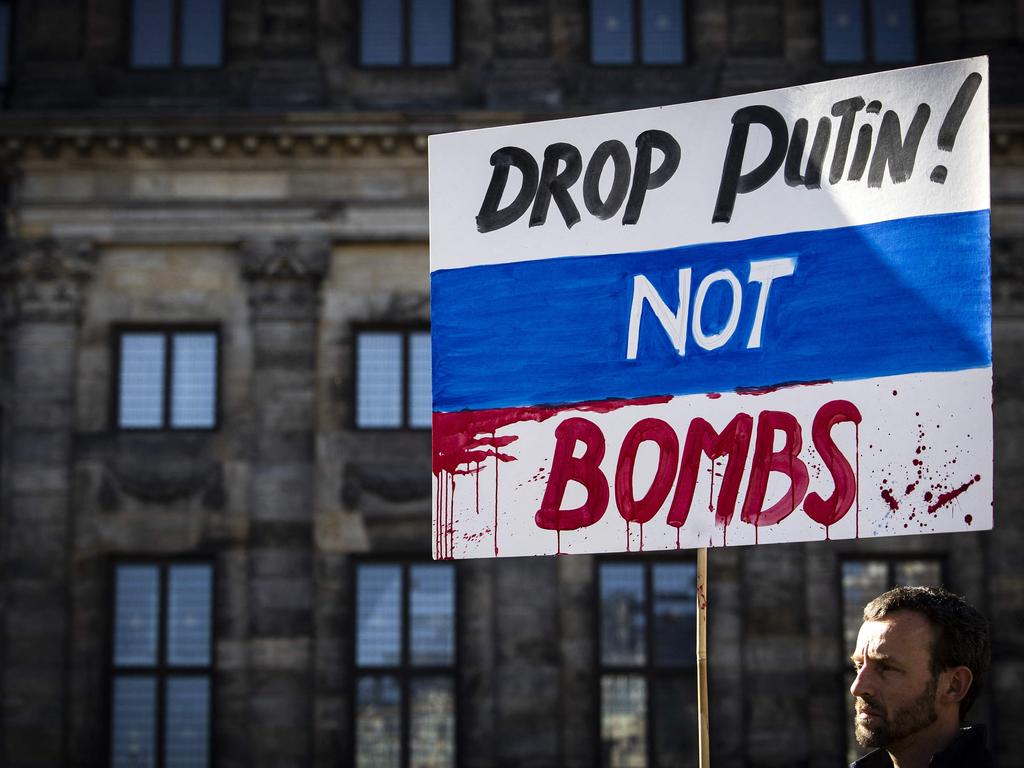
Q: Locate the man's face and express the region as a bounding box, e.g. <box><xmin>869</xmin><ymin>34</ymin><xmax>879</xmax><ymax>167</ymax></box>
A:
<box><xmin>850</xmin><ymin>610</ymin><xmax>940</xmax><ymax>749</ymax></box>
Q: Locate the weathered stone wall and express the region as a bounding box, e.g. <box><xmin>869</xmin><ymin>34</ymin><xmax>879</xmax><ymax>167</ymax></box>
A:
<box><xmin>0</xmin><ymin>1</ymin><xmax>1021</xmax><ymax>766</ymax></box>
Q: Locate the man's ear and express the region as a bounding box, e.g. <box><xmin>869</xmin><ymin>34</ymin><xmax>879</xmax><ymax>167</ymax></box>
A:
<box><xmin>940</xmin><ymin>666</ymin><xmax>974</xmax><ymax>706</ymax></box>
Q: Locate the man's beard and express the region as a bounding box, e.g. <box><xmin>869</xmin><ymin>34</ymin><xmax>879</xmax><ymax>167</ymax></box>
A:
<box><xmin>854</xmin><ymin>675</ymin><xmax>939</xmax><ymax>749</ymax></box>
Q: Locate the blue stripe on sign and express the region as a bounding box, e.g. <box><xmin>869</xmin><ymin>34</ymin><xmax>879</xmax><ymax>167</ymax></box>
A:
<box><xmin>431</xmin><ymin>209</ymin><xmax>991</xmax><ymax>412</ymax></box>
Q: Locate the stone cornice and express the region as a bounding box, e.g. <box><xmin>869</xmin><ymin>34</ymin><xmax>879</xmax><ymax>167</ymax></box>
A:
<box><xmin>0</xmin><ymin>108</ymin><xmax>1022</xmax><ymax>159</ymax></box>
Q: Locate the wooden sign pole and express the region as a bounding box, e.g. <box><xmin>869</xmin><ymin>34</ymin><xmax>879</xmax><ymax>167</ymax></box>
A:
<box><xmin>696</xmin><ymin>547</ymin><xmax>710</xmax><ymax>768</ymax></box>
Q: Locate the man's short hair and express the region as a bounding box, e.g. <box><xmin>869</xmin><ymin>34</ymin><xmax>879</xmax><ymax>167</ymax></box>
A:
<box><xmin>863</xmin><ymin>585</ymin><xmax>990</xmax><ymax>718</ymax></box>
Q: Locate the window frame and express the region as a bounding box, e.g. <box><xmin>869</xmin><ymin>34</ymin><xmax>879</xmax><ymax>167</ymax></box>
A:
<box><xmin>355</xmin><ymin>0</ymin><xmax>458</xmax><ymax>69</ymax></box>
<box><xmin>820</xmin><ymin>0</ymin><xmax>919</xmax><ymax>66</ymax></box>
<box><xmin>594</xmin><ymin>555</ymin><xmax>698</xmax><ymax>768</ymax></box>
<box><xmin>588</xmin><ymin>0</ymin><xmax>690</xmax><ymax>68</ymax></box>
<box><xmin>350</xmin><ymin>556</ymin><xmax>461</xmax><ymax>768</ymax></box>
<box><xmin>127</xmin><ymin>0</ymin><xmax>226</xmax><ymax>70</ymax></box>
<box><xmin>104</xmin><ymin>556</ymin><xmax>217</xmax><ymax>768</ymax></box>
<box><xmin>112</xmin><ymin>324</ymin><xmax>222</xmax><ymax>432</ymax></box>
<box><xmin>838</xmin><ymin>553</ymin><xmax>946</xmax><ymax>763</ymax></box>
<box><xmin>351</xmin><ymin>323</ymin><xmax>431</xmax><ymax>432</ymax></box>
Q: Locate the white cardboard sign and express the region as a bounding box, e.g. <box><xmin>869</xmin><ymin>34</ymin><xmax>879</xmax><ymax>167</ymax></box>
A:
<box><xmin>429</xmin><ymin>58</ymin><xmax>992</xmax><ymax>559</ymax></box>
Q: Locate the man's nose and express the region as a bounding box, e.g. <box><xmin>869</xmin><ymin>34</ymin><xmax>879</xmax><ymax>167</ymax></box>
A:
<box><xmin>850</xmin><ymin>665</ymin><xmax>873</xmax><ymax>698</ymax></box>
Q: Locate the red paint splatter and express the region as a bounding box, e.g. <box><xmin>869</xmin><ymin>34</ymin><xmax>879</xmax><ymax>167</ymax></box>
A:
<box><xmin>881</xmin><ymin>487</ymin><xmax>900</xmax><ymax>511</ymax></box>
<box><xmin>736</xmin><ymin>379</ymin><xmax>832</xmax><ymax>396</ymax></box>
<box><xmin>706</xmin><ymin>392</ymin><xmax>722</xmax><ymax>399</ymax></box>
<box><xmin>924</xmin><ymin>491</ymin><xmax>933</xmax><ymax>502</ymax></box>
<box><xmin>965</xmin><ymin>514</ymin><xmax>973</xmax><ymax>525</ymax></box>
<box><xmin>892</xmin><ymin>389</ymin><xmax>898</xmax><ymax>396</ymax></box>
<box><xmin>433</xmin><ymin>395</ymin><xmax>673</xmax><ymax>557</ymax></box>
<box><xmin>927</xmin><ymin>474</ymin><xmax>982</xmax><ymax>515</ymax></box>
<box><xmin>905</xmin><ymin>482</ymin><xmax>918</xmax><ymax>495</ymax></box>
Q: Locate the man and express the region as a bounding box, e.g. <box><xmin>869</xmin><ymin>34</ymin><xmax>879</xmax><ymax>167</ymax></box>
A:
<box><xmin>849</xmin><ymin>585</ymin><xmax>992</xmax><ymax>768</ymax></box>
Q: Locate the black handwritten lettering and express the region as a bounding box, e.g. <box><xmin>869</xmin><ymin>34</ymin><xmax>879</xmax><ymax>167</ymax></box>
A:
<box><xmin>530</xmin><ymin>142</ymin><xmax>583</xmax><ymax>228</ymax></box>
<box><xmin>476</xmin><ymin>146</ymin><xmax>540</xmax><ymax>233</ymax></box>
<box><xmin>583</xmin><ymin>140</ymin><xmax>631</xmax><ymax>220</ymax></box>
<box><xmin>868</xmin><ymin>104</ymin><xmax>930</xmax><ymax>187</ymax></box>
<box><xmin>623</xmin><ymin>130</ymin><xmax>681</xmax><ymax>225</ymax></box>
<box><xmin>712</xmin><ymin>105</ymin><xmax>788</xmax><ymax>224</ymax></box>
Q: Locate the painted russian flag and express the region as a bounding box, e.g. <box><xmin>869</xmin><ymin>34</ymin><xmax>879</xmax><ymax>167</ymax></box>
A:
<box><xmin>429</xmin><ymin>58</ymin><xmax>992</xmax><ymax>560</ymax></box>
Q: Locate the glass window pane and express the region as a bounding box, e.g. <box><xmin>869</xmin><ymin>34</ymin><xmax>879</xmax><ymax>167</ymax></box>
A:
<box><xmin>409</xmin><ymin>331</ymin><xmax>432</xmax><ymax>428</ymax></box>
<box><xmin>0</xmin><ymin>3</ymin><xmax>11</xmax><ymax>86</ymax></box>
<box><xmin>131</xmin><ymin>0</ymin><xmax>174</xmax><ymax>67</ymax></box>
<box><xmin>357</xmin><ymin>565</ymin><xmax>403</xmax><ymax>666</ymax></box>
<box><xmin>652</xmin><ymin>563</ymin><xmax>695</xmax><ymax>666</ymax></box>
<box><xmin>181</xmin><ymin>0</ymin><xmax>223</xmax><ymax>67</ymax></box>
<box><xmin>170</xmin><ymin>332</ymin><xmax>217</xmax><ymax>429</ymax></box>
<box><xmin>822</xmin><ymin>0</ymin><xmax>865</xmax><ymax>63</ymax></box>
<box><xmin>411</xmin><ymin>0</ymin><xmax>453</xmax><ymax>66</ymax></box>
<box><xmin>357</xmin><ymin>332</ymin><xmax>403</xmax><ymax>428</ymax></box>
<box><xmin>642</xmin><ymin>0</ymin><xmax>685</xmax><ymax>64</ymax></box>
<box><xmin>652</xmin><ymin>677</ymin><xmax>696</xmax><ymax>768</ymax></box>
<box><xmin>893</xmin><ymin>559</ymin><xmax>941</xmax><ymax>589</ymax></box>
<box><xmin>164</xmin><ymin>676</ymin><xmax>210</xmax><ymax>768</ymax></box>
<box><xmin>841</xmin><ymin>560</ymin><xmax>888</xmax><ymax>652</ymax></box>
<box><xmin>111</xmin><ymin>676</ymin><xmax>157</xmax><ymax>768</ymax></box>
<box><xmin>114</xmin><ymin>565</ymin><xmax>160</xmax><ymax>667</ymax></box>
<box><xmin>600</xmin><ymin>563</ymin><xmax>646</xmax><ymax>665</ymax></box>
<box><xmin>120</xmin><ymin>333</ymin><xmax>166</xmax><ymax>428</ymax></box>
<box><xmin>592</xmin><ymin>0</ymin><xmax>635</xmax><ymax>64</ymax></box>
<box><xmin>360</xmin><ymin>0</ymin><xmax>403</xmax><ymax>66</ymax></box>
<box><xmin>410</xmin><ymin>564</ymin><xmax>455</xmax><ymax>666</ymax></box>
<box><xmin>601</xmin><ymin>675</ymin><xmax>647</xmax><ymax>768</ymax></box>
<box><xmin>356</xmin><ymin>676</ymin><xmax>402</xmax><ymax>768</ymax></box>
<box><xmin>410</xmin><ymin>677</ymin><xmax>456</xmax><ymax>768</ymax></box>
<box><xmin>872</xmin><ymin>0</ymin><xmax>914</xmax><ymax>62</ymax></box>
<box><xmin>167</xmin><ymin>564</ymin><xmax>212</xmax><ymax>666</ymax></box>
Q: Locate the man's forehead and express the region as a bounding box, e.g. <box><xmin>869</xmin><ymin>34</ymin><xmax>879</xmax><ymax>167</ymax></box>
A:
<box><xmin>855</xmin><ymin>610</ymin><xmax>935</xmax><ymax>655</ymax></box>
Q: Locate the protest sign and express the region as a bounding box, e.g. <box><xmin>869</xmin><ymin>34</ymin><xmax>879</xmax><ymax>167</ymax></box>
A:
<box><xmin>429</xmin><ymin>57</ymin><xmax>992</xmax><ymax>560</ymax></box>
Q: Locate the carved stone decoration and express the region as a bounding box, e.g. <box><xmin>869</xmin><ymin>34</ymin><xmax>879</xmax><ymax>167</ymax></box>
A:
<box><xmin>102</xmin><ymin>441</ymin><xmax>225</xmax><ymax>506</ymax></box>
<box><xmin>0</xmin><ymin>237</ymin><xmax>96</xmax><ymax>324</ymax></box>
<box><xmin>241</xmin><ymin>238</ymin><xmax>329</xmax><ymax>322</ymax></box>
<box><xmin>341</xmin><ymin>461</ymin><xmax>433</xmax><ymax>507</ymax></box>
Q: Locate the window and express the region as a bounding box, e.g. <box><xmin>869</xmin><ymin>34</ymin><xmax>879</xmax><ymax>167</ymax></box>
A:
<box><xmin>109</xmin><ymin>561</ymin><xmax>214</xmax><ymax>768</ymax></box>
<box><xmin>599</xmin><ymin>560</ymin><xmax>697</xmax><ymax>768</ymax></box>
<box><xmin>116</xmin><ymin>328</ymin><xmax>219</xmax><ymax>430</ymax></box>
<box><xmin>822</xmin><ymin>0</ymin><xmax>915</xmax><ymax>64</ymax></box>
<box><xmin>130</xmin><ymin>0</ymin><xmax>224</xmax><ymax>68</ymax></box>
<box><xmin>591</xmin><ymin>0</ymin><xmax>686</xmax><ymax>65</ymax></box>
<box><xmin>841</xmin><ymin>556</ymin><xmax>943</xmax><ymax>763</ymax></box>
<box><xmin>359</xmin><ymin>0</ymin><xmax>454</xmax><ymax>67</ymax></box>
<box><xmin>354</xmin><ymin>562</ymin><xmax>456</xmax><ymax>768</ymax></box>
<box><xmin>355</xmin><ymin>327</ymin><xmax>430</xmax><ymax>429</ymax></box>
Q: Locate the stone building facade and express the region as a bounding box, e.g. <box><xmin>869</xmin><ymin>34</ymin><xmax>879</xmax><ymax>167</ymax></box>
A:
<box><xmin>0</xmin><ymin>1</ymin><xmax>1022</xmax><ymax>767</ymax></box>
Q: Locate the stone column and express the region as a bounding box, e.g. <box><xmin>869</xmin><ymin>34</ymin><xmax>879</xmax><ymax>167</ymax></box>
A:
<box><xmin>241</xmin><ymin>238</ymin><xmax>327</xmax><ymax>768</ymax></box>
<box><xmin>0</xmin><ymin>238</ymin><xmax>94</xmax><ymax>767</ymax></box>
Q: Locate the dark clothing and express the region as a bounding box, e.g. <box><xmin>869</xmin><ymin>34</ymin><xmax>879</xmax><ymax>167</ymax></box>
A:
<box><xmin>850</xmin><ymin>725</ymin><xmax>993</xmax><ymax>768</ymax></box>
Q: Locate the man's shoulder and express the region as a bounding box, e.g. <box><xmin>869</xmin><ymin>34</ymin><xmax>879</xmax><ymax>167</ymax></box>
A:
<box><xmin>932</xmin><ymin>725</ymin><xmax>993</xmax><ymax>768</ymax></box>
<box><xmin>849</xmin><ymin>749</ymin><xmax>893</xmax><ymax>768</ymax></box>
<box><xmin>849</xmin><ymin>726</ymin><xmax>993</xmax><ymax>768</ymax></box>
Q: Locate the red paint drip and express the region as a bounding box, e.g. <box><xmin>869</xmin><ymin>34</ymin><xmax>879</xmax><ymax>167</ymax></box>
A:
<box><xmin>639</xmin><ymin>523</ymin><xmax>644</xmax><ymax>553</ymax></box>
<box><xmin>675</xmin><ymin>526</ymin><xmax>681</xmax><ymax>550</ymax></box>
<box><xmin>736</xmin><ymin>379</ymin><xmax>832</xmax><ymax>396</ymax></box>
<box><xmin>493</xmin><ymin>431</ymin><xmax>500</xmax><ymax>557</ymax></box>
<box><xmin>626</xmin><ymin>521</ymin><xmax>631</xmax><ymax>552</ymax></box>
<box><xmin>927</xmin><ymin>474</ymin><xmax>981</xmax><ymax>515</ymax></box>
<box><xmin>706</xmin><ymin>392</ymin><xmax>722</xmax><ymax>399</ymax></box>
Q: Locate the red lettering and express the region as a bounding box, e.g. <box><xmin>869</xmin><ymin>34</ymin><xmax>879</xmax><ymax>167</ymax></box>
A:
<box><xmin>740</xmin><ymin>410</ymin><xmax>809</xmax><ymax>527</ymax></box>
<box><xmin>614</xmin><ymin>418</ymin><xmax>680</xmax><ymax>524</ymax></box>
<box><xmin>667</xmin><ymin>413</ymin><xmax>753</xmax><ymax>529</ymax></box>
<box><xmin>535</xmin><ymin>417</ymin><xmax>609</xmax><ymax>531</ymax></box>
<box><xmin>804</xmin><ymin>399</ymin><xmax>862</xmax><ymax>527</ymax></box>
